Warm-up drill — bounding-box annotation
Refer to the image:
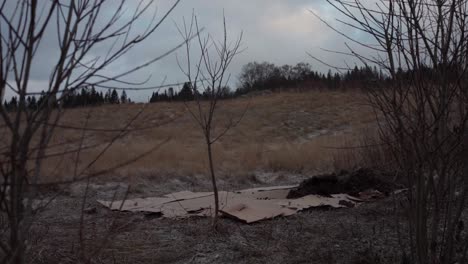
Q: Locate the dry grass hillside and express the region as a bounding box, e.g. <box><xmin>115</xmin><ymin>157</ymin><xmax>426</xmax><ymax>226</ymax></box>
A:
<box><xmin>2</xmin><ymin>90</ymin><xmax>408</xmax><ymax>264</ymax></box>
<box><xmin>0</xmin><ymin>90</ymin><xmax>383</xmax><ymax>183</ymax></box>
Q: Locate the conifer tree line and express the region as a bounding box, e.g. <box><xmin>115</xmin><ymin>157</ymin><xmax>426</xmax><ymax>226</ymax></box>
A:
<box><xmin>149</xmin><ymin>81</ymin><xmax>233</xmax><ymax>103</ymax></box>
<box><xmin>3</xmin><ymin>86</ymin><xmax>130</xmax><ymax>111</ymax></box>
<box><xmin>3</xmin><ymin>61</ymin><xmax>434</xmax><ymax>110</ymax></box>
<box><xmin>149</xmin><ymin>61</ymin><xmax>388</xmax><ymax>103</ymax></box>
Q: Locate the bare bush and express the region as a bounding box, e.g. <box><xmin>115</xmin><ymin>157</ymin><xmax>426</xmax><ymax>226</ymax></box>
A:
<box><xmin>317</xmin><ymin>1</ymin><xmax>468</xmax><ymax>263</ymax></box>
<box><xmin>176</xmin><ymin>13</ymin><xmax>243</xmax><ymax>227</ymax></box>
<box><xmin>0</xmin><ymin>0</ymin><xmax>181</xmax><ymax>263</ymax></box>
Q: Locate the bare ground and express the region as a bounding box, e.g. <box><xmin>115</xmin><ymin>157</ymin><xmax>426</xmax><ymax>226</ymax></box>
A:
<box><xmin>29</xmin><ymin>171</ymin><xmax>406</xmax><ymax>264</ymax></box>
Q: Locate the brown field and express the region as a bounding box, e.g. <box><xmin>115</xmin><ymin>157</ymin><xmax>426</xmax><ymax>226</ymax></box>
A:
<box><xmin>1</xmin><ymin>90</ymin><xmax>412</xmax><ymax>264</ymax></box>
<box><xmin>13</xmin><ymin>90</ymin><xmax>382</xmax><ymax>184</ymax></box>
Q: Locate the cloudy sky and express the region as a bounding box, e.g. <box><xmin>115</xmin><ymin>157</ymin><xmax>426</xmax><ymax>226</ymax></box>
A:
<box><xmin>6</xmin><ymin>0</ymin><xmax>369</xmax><ymax>102</ymax></box>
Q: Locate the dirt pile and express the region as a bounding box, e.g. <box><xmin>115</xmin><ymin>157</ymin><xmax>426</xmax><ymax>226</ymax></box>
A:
<box><xmin>287</xmin><ymin>168</ymin><xmax>397</xmax><ymax>199</ymax></box>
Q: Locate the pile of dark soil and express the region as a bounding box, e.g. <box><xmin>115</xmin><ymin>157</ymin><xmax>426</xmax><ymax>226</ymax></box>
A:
<box><xmin>287</xmin><ymin>168</ymin><xmax>398</xmax><ymax>198</ymax></box>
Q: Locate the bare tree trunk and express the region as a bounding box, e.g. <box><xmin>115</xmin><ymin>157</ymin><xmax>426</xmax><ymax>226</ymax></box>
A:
<box><xmin>206</xmin><ymin>140</ymin><xmax>219</xmax><ymax>227</ymax></box>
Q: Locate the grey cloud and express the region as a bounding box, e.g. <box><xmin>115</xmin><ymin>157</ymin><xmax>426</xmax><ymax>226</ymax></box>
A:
<box><xmin>10</xmin><ymin>1</ymin><xmax>370</xmax><ymax>101</ymax></box>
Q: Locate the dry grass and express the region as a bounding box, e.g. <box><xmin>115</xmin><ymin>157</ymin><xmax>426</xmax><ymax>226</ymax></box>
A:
<box><xmin>1</xmin><ymin>90</ymin><xmax>382</xmax><ymax>182</ymax></box>
<box><xmin>1</xmin><ymin>90</ymin><xmax>405</xmax><ymax>264</ymax></box>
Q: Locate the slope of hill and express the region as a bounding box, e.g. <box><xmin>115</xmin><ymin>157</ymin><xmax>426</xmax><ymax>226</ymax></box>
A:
<box><xmin>16</xmin><ymin>90</ymin><xmax>379</xmax><ymax>183</ymax></box>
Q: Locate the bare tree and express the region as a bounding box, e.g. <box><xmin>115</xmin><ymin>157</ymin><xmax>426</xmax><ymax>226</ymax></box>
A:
<box><xmin>314</xmin><ymin>1</ymin><xmax>468</xmax><ymax>263</ymax></box>
<box><xmin>0</xmin><ymin>1</ymin><xmax>183</xmax><ymax>263</ymax></box>
<box><xmin>176</xmin><ymin>13</ymin><xmax>243</xmax><ymax>227</ymax></box>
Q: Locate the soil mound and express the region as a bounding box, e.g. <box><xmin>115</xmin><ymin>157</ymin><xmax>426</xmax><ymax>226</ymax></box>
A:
<box><xmin>287</xmin><ymin>168</ymin><xmax>397</xmax><ymax>198</ymax></box>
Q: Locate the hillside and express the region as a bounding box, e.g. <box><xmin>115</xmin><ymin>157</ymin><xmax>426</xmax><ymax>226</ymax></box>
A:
<box><xmin>24</xmin><ymin>90</ymin><xmax>379</xmax><ymax>183</ymax></box>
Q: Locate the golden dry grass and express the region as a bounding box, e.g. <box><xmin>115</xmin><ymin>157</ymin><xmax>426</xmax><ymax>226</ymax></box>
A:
<box><xmin>1</xmin><ymin>90</ymin><xmax>382</xmax><ymax>182</ymax></box>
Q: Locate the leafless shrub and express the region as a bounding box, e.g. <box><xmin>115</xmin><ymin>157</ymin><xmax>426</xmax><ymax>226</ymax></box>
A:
<box><xmin>0</xmin><ymin>0</ymin><xmax>182</xmax><ymax>263</ymax></box>
<box><xmin>316</xmin><ymin>1</ymin><xmax>468</xmax><ymax>263</ymax></box>
<box><xmin>176</xmin><ymin>12</ymin><xmax>244</xmax><ymax>228</ymax></box>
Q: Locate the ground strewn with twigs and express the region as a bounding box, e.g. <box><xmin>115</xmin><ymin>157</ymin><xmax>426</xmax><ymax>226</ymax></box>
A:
<box><xmin>3</xmin><ymin>90</ymin><xmax>407</xmax><ymax>263</ymax></box>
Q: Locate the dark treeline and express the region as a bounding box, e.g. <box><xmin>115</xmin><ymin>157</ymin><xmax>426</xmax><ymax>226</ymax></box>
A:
<box><xmin>3</xmin><ymin>86</ymin><xmax>130</xmax><ymax>111</ymax></box>
<box><xmin>149</xmin><ymin>82</ymin><xmax>233</xmax><ymax>103</ymax></box>
<box><xmin>4</xmin><ymin>61</ymin><xmax>435</xmax><ymax>109</ymax></box>
<box><xmin>149</xmin><ymin>61</ymin><xmax>387</xmax><ymax>104</ymax></box>
<box><xmin>234</xmin><ymin>61</ymin><xmax>460</xmax><ymax>95</ymax></box>
<box><xmin>235</xmin><ymin>61</ymin><xmax>386</xmax><ymax>95</ymax></box>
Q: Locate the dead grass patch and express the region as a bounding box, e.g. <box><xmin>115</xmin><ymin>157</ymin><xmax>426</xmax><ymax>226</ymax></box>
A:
<box><xmin>1</xmin><ymin>90</ymin><xmax>382</xmax><ymax>182</ymax></box>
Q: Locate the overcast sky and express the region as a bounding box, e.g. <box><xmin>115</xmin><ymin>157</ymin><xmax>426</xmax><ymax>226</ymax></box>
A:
<box><xmin>7</xmin><ymin>0</ymin><xmax>370</xmax><ymax>102</ymax></box>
